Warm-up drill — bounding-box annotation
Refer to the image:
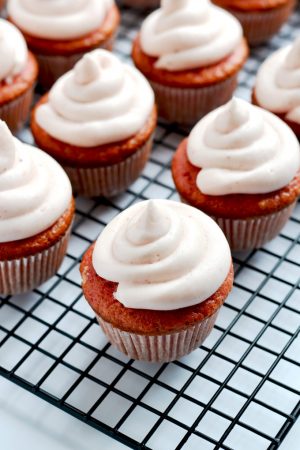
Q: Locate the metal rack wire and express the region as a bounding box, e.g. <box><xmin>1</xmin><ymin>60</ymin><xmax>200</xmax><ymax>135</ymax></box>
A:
<box><xmin>0</xmin><ymin>4</ymin><xmax>300</xmax><ymax>450</ymax></box>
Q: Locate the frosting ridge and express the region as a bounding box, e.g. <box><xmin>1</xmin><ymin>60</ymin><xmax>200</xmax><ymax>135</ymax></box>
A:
<box><xmin>8</xmin><ymin>0</ymin><xmax>113</xmax><ymax>40</ymax></box>
<box><xmin>0</xmin><ymin>19</ymin><xmax>27</xmax><ymax>83</ymax></box>
<box><xmin>0</xmin><ymin>121</ymin><xmax>72</xmax><ymax>243</ymax></box>
<box><xmin>255</xmin><ymin>37</ymin><xmax>300</xmax><ymax>124</ymax></box>
<box><xmin>187</xmin><ymin>98</ymin><xmax>300</xmax><ymax>195</ymax></box>
<box><xmin>140</xmin><ymin>0</ymin><xmax>242</xmax><ymax>71</ymax></box>
<box><xmin>35</xmin><ymin>50</ymin><xmax>155</xmax><ymax>147</ymax></box>
<box><xmin>92</xmin><ymin>200</ymin><xmax>231</xmax><ymax>311</ymax></box>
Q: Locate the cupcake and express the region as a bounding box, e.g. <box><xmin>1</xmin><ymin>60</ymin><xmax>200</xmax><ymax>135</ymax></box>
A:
<box><xmin>172</xmin><ymin>98</ymin><xmax>300</xmax><ymax>252</ymax></box>
<box><xmin>8</xmin><ymin>0</ymin><xmax>120</xmax><ymax>89</ymax></box>
<box><xmin>0</xmin><ymin>120</ymin><xmax>74</xmax><ymax>295</ymax></box>
<box><xmin>212</xmin><ymin>0</ymin><xmax>295</xmax><ymax>45</ymax></box>
<box><xmin>0</xmin><ymin>19</ymin><xmax>38</xmax><ymax>132</ymax></box>
<box><xmin>253</xmin><ymin>37</ymin><xmax>300</xmax><ymax>139</ymax></box>
<box><xmin>122</xmin><ymin>0</ymin><xmax>159</xmax><ymax>8</ymax></box>
<box><xmin>132</xmin><ymin>0</ymin><xmax>248</xmax><ymax>126</ymax></box>
<box><xmin>80</xmin><ymin>200</ymin><xmax>233</xmax><ymax>362</ymax></box>
<box><xmin>31</xmin><ymin>49</ymin><xmax>156</xmax><ymax>198</ymax></box>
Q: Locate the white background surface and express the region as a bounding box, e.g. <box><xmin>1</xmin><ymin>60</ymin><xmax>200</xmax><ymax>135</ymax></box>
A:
<box><xmin>1</xmin><ymin>376</ymin><xmax>299</xmax><ymax>450</ymax></box>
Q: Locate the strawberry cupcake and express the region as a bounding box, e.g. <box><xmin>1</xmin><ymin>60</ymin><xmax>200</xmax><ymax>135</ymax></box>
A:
<box><xmin>81</xmin><ymin>200</ymin><xmax>233</xmax><ymax>362</ymax></box>
<box><xmin>31</xmin><ymin>49</ymin><xmax>156</xmax><ymax>198</ymax></box>
<box><xmin>132</xmin><ymin>0</ymin><xmax>248</xmax><ymax>126</ymax></box>
<box><xmin>253</xmin><ymin>37</ymin><xmax>300</xmax><ymax>139</ymax></box>
<box><xmin>0</xmin><ymin>120</ymin><xmax>74</xmax><ymax>295</ymax></box>
<box><xmin>172</xmin><ymin>98</ymin><xmax>300</xmax><ymax>252</ymax></box>
<box><xmin>212</xmin><ymin>0</ymin><xmax>295</xmax><ymax>45</ymax></box>
<box><xmin>8</xmin><ymin>0</ymin><xmax>120</xmax><ymax>89</ymax></box>
<box><xmin>0</xmin><ymin>18</ymin><xmax>38</xmax><ymax>132</ymax></box>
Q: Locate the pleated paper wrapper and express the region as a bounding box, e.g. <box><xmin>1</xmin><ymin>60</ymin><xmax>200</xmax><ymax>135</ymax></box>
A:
<box><xmin>97</xmin><ymin>310</ymin><xmax>219</xmax><ymax>363</ymax></box>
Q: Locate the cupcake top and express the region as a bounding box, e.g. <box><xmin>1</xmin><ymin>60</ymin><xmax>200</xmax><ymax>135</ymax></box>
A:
<box><xmin>7</xmin><ymin>0</ymin><xmax>113</xmax><ymax>40</ymax></box>
<box><xmin>0</xmin><ymin>121</ymin><xmax>72</xmax><ymax>243</ymax></box>
<box><xmin>35</xmin><ymin>49</ymin><xmax>155</xmax><ymax>147</ymax></box>
<box><xmin>187</xmin><ymin>98</ymin><xmax>300</xmax><ymax>196</ymax></box>
<box><xmin>255</xmin><ymin>37</ymin><xmax>300</xmax><ymax>125</ymax></box>
<box><xmin>139</xmin><ymin>0</ymin><xmax>243</xmax><ymax>71</ymax></box>
<box><xmin>92</xmin><ymin>200</ymin><xmax>231</xmax><ymax>311</ymax></box>
<box><xmin>0</xmin><ymin>18</ymin><xmax>27</xmax><ymax>83</ymax></box>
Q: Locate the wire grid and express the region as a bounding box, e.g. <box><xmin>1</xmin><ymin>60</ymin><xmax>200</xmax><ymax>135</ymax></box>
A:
<box><xmin>0</xmin><ymin>4</ymin><xmax>300</xmax><ymax>450</ymax></box>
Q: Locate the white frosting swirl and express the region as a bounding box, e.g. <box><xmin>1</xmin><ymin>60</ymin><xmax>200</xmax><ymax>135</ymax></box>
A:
<box><xmin>0</xmin><ymin>19</ymin><xmax>27</xmax><ymax>83</ymax></box>
<box><xmin>187</xmin><ymin>98</ymin><xmax>300</xmax><ymax>195</ymax></box>
<box><xmin>255</xmin><ymin>37</ymin><xmax>300</xmax><ymax>124</ymax></box>
<box><xmin>35</xmin><ymin>50</ymin><xmax>155</xmax><ymax>147</ymax></box>
<box><xmin>0</xmin><ymin>121</ymin><xmax>72</xmax><ymax>243</ymax></box>
<box><xmin>92</xmin><ymin>200</ymin><xmax>231</xmax><ymax>311</ymax></box>
<box><xmin>7</xmin><ymin>0</ymin><xmax>113</xmax><ymax>40</ymax></box>
<box><xmin>140</xmin><ymin>0</ymin><xmax>242</xmax><ymax>71</ymax></box>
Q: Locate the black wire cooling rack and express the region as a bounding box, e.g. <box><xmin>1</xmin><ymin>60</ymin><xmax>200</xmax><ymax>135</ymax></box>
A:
<box><xmin>1</xmin><ymin>4</ymin><xmax>300</xmax><ymax>450</ymax></box>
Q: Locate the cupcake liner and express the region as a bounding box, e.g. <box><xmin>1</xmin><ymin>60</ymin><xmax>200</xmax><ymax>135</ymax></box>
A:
<box><xmin>121</xmin><ymin>0</ymin><xmax>159</xmax><ymax>8</ymax></box>
<box><xmin>212</xmin><ymin>203</ymin><xmax>296</xmax><ymax>252</ymax></box>
<box><xmin>64</xmin><ymin>135</ymin><xmax>153</xmax><ymax>198</ymax></box>
<box><xmin>149</xmin><ymin>74</ymin><xmax>238</xmax><ymax>126</ymax></box>
<box><xmin>180</xmin><ymin>197</ymin><xmax>295</xmax><ymax>251</ymax></box>
<box><xmin>228</xmin><ymin>1</ymin><xmax>295</xmax><ymax>45</ymax></box>
<box><xmin>96</xmin><ymin>309</ymin><xmax>219</xmax><ymax>362</ymax></box>
<box><xmin>0</xmin><ymin>226</ymin><xmax>71</xmax><ymax>296</ymax></box>
<box><xmin>0</xmin><ymin>86</ymin><xmax>34</xmax><ymax>133</ymax></box>
<box><xmin>34</xmin><ymin>34</ymin><xmax>116</xmax><ymax>90</ymax></box>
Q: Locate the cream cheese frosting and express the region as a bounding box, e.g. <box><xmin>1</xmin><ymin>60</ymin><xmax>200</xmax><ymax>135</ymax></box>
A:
<box><xmin>0</xmin><ymin>121</ymin><xmax>72</xmax><ymax>243</ymax></box>
<box><xmin>7</xmin><ymin>0</ymin><xmax>113</xmax><ymax>40</ymax></box>
<box><xmin>255</xmin><ymin>37</ymin><xmax>300</xmax><ymax>124</ymax></box>
<box><xmin>35</xmin><ymin>50</ymin><xmax>155</xmax><ymax>147</ymax></box>
<box><xmin>0</xmin><ymin>19</ymin><xmax>27</xmax><ymax>83</ymax></box>
<box><xmin>139</xmin><ymin>0</ymin><xmax>242</xmax><ymax>71</ymax></box>
<box><xmin>92</xmin><ymin>200</ymin><xmax>231</xmax><ymax>311</ymax></box>
<box><xmin>187</xmin><ymin>98</ymin><xmax>300</xmax><ymax>196</ymax></box>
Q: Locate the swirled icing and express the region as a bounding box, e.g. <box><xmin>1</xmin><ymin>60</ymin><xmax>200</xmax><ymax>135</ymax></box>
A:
<box><xmin>0</xmin><ymin>19</ymin><xmax>27</xmax><ymax>83</ymax></box>
<box><xmin>92</xmin><ymin>200</ymin><xmax>231</xmax><ymax>311</ymax></box>
<box><xmin>255</xmin><ymin>37</ymin><xmax>300</xmax><ymax>124</ymax></box>
<box><xmin>140</xmin><ymin>0</ymin><xmax>242</xmax><ymax>71</ymax></box>
<box><xmin>35</xmin><ymin>50</ymin><xmax>155</xmax><ymax>147</ymax></box>
<box><xmin>187</xmin><ymin>98</ymin><xmax>300</xmax><ymax>195</ymax></box>
<box><xmin>0</xmin><ymin>121</ymin><xmax>72</xmax><ymax>243</ymax></box>
<box><xmin>7</xmin><ymin>0</ymin><xmax>113</xmax><ymax>40</ymax></box>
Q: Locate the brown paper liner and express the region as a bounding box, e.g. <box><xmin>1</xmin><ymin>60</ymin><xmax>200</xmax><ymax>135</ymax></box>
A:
<box><xmin>0</xmin><ymin>0</ymin><xmax>5</xmax><ymax>13</ymax></box>
<box><xmin>211</xmin><ymin>202</ymin><xmax>296</xmax><ymax>251</ymax></box>
<box><xmin>0</xmin><ymin>86</ymin><xmax>34</xmax><ymax>133</ymax></box>
<box><xmin>34</xmin><ymin>34</ymin><xmax>116</xmax><ymax>90</ymax></box>
<box><xmin>96</xmin><ymin>309</ymin><xmax>219</xmax><ymax>362</ymax></box>
<box><xmin>121</xmin><ymin>0</ymin><xmax>159</xmax><ymax>8</ymax></box>
<box><xmin>64</xmin><ymin>135</ymin><xmax>153</xmax><ymax>197</ymax></box>
<box><xmin>228</xmin><ymin>1</ymin><xmax>295</xmax><ymax>45</ymax></box>
<box><xmin>149</xmin><ymin>74</ymin><xmax>238</xmax><ymax>126</ymax></box>
<box><xmin>0</xmin><ymin>226</ymin><xmax>71</xmax><ymax>296</ymax></box>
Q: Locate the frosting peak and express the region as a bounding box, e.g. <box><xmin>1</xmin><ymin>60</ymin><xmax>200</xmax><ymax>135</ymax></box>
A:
<box><xmin>126</xmin><ymin>201</ymin><xmax>170</xmax><ymax>246</ymax></box>
<box><xmin>140</xmin><ymin>0</ymin><xmax>242</xmax><ymax>71</ymax></box>
<box><xmin>0</xmin><ymin>19</ymin><xmax>27</xmax><ymax>83</ymax></box>
<box><xmin>284</xmin><ymin>37</ymin><xmax>300</xmax><ymax>70</ymax></box>
<box><xmin>255</xmin><ymin>37</ymin><xmax>300</xmax><ymax>124</ymax></box>
<box><xmin>35</xmin><ymin>50</ymin><xmax>154</xmax><ymax>147</ymax></box>
<box><xmin>92</xmin><ymin>200</ymin><xmax>231</xmax><ymax>311</ymax></box>
<box><xmin>8</xmin><ymin>0</ymin><xmax>113</xmax><ymax>40</ymax></box>
<box><xmin>74</xmin><ymin>55</ymin><xmax>101</xmax><ymax>85</ymax></box>
<box><xmin>214</xmin><ymin>98</ymin><xmax>249</xmax><ymax>134</ymax></box>
<box><xmin>161</xmin><ymin>0</ymin><xmax>189</xmax><ymax>13</ymax></box>
<box><xmin>0</xmin><ymin>121</ymin><xmax>72</xmax><ymax>243</ymax></box>
<box><xmin>187</xmin><ymin>98</ymin><xmax>300</xmax><ymax>195</ymax></box>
